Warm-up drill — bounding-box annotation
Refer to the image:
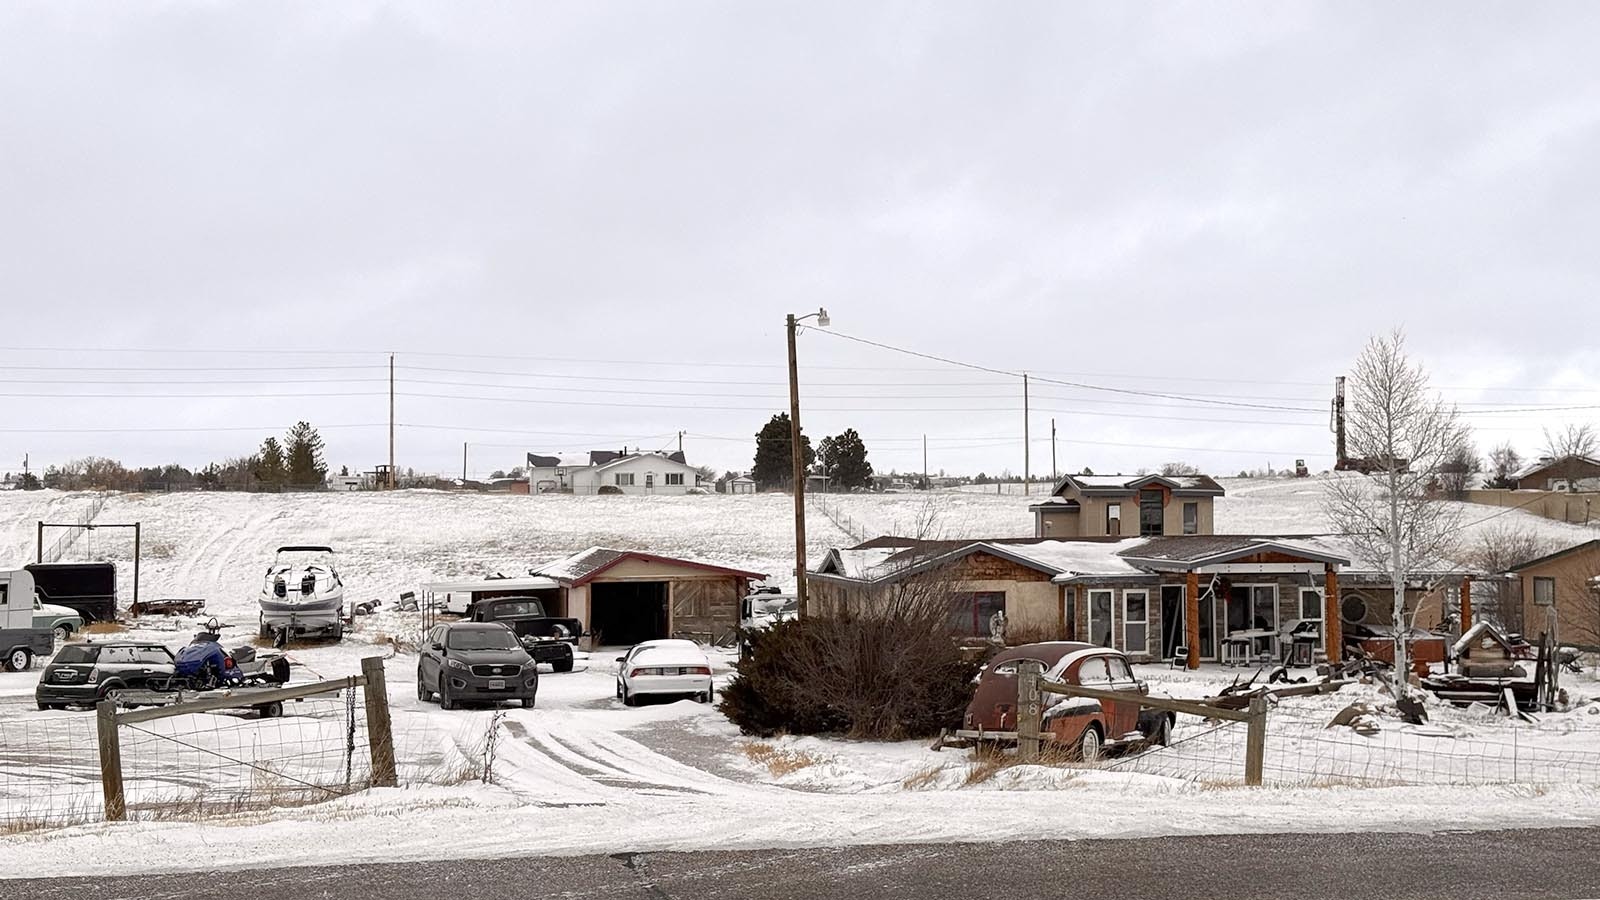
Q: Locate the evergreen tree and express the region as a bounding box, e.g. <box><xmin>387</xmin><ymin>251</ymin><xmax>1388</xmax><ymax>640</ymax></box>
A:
<box><xmin>256</xmin><ymin>438</ymin><xmax>286</xmax><ymax>487</ymax></box>
<box><xmin>284</xmin><ymin>421</ymin><xmax>328</xmax><ymax>486</ymax></box>
<box><xmin>827</xmin><ymin>428</ymin><xmax>873</xmax><ymax>490</ymax></box>
<box><xmin>752</xmin><ymin>413</ymin><xmax>813</xmax><ymax>491</ymax></box>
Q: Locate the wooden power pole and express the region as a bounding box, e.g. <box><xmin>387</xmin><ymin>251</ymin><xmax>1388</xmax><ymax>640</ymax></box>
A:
<box><xmin>388</xmin><ymin>353</ymin><xmax>396</xmax><ymax>489</ymax></box>
<box><xmin>1023</xmin><ymin>373</ymin><xmax>1031</xmax><ymax>495</ymax></box>
<box><xmin>787</xmin><ymin>314</ymin><xmax>808</xmax><ymax>617</ymax></box>
<box><xmin>1051</xmin><ymin>417</ymin><xmax>1057</xmax><ymax>483</ymax></box>
<box><xmin>462</xmin><ymin>442</ymin><xmax>468</xmax><ymax>482</ymax></box>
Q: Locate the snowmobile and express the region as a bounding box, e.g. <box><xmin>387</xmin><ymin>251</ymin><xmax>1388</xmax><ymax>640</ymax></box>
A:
<box><xmin>170</xmin><ymin>618</ymin><xmax>290</xmax><ymax>690</ymax></box>
<box><xmin>259</xmin><ymin>545</ymin><xmax>346</xmax><ymax>642</ymax></box>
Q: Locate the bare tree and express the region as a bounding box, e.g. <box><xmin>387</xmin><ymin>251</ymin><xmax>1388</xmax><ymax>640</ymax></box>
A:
<box><xmin>1160</xmin><ymin>461</ymin><xmax>1201</xmax><ymax>476</ymax></box>
<box><xmin>1323</xmin><ymin>331</ymin><xmax>1469</xmax><ymax>697</ymax></box>
<box><xmin>1465</xmin><ymin>523</ymin><xmax>1556</xmax><ymax>634</ymax></box>
<box><xmin>1484</xmin><ymin>441</ymin><xmax>1523</xmax><ymax>490</ymax></box>
<box><xmin>1436</xmin><ymin>440</ymin><xmax>1481</xmax><ymax>501</ymax></box>
<box><xmin>1542</xmin><ymin>424</ymin><xmax>1598</xmax><ymax>462</ymax></box>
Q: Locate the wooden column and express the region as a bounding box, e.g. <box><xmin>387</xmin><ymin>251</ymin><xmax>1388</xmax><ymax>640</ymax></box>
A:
<box><xmin>1185</xmin><ymin>570</ymin><xmax>1201</xmax><ymax>670</ymax></box>
<box><xmin>1016</xmin><ymin>660</ymin><xmax>1043</xmax><ymax>762</ymax></box>
<box><xmin>1459</xmin><ymin>577</ymin><xmax>1473</xmax><ymax>633</ymax></box>
<box><xmin>1324</xmin><ymin>566</ymin><xmax>1342</xmax><ymax>665</ymax></box>
<box><xmin>96</xmin><ymin>700</ymin><xmax>126</xmax><ymax>822</ymax></box>
<box><xmin>361</xmin><ymin>656</ymin><xmax>398</xmax><ymax>788</ymax></box>
<box><xmin>1057</xmin><ymin>585</ymin><xmax>1068</xmax><ymax>640</ymax></box>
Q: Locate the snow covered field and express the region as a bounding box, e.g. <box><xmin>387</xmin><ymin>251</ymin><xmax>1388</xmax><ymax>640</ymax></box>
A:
<box><xmin>2</xmin><ymin>482</ymin><xmax>1599</xmax><ymax>877</ymax></box>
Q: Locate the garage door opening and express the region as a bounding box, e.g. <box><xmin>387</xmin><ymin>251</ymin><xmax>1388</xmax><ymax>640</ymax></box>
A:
<box><xmin>590</xmin><ymin>581</ymin><xmax>669</xmax><ymax>646</ymax></box>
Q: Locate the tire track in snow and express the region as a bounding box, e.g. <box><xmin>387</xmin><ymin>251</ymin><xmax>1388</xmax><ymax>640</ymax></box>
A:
<box><xmin>509</xmin><ymin>720</ymin><xmax>722</xmax><ymax>797</ymax></box>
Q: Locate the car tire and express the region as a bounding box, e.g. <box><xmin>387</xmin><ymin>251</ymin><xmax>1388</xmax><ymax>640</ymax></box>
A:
<box><xmin>417</xmin><ymin>671</ymin><xmax>433</xmax><ymax>702</ymax></box>
<box><xmin>520</xmin><ymin>697</ymin><xmax>535</xmax><ymax>709</ymax></box>
<box><xmin>1078</xmin><ymin>724</ymin><xmax>1103</xmax><ymax>762</ymax></box>
<box><xmin>1152</xmin><ymin>714</ymin><xmax>1173</xmax><ymax>747</ymax></box>
<box><xmin>36</xmin><ymin>701</ymin><xmax>50</xmax><ymax>711</ymax></box>
<box><xmin>52</xmin><ymin>625</ymin><xmax>71</xmax><ymax>644</ymax></box>
<box><xmin>257</xmin><ymin>701</ymin><xmax>283</xmax><ymax>719</ymax></box>
<box><xmin>698</xmin><ymin>688</ymin><xmax>713</xmax><ymax>704</ymax></box>
<box><xmin>439</xmin><ymin>678</ymin><xmax>457</xmax><ymax>710</ymax></box>
<box><xmin>615</xmin><ymin>680</ymin><xmax>623</xmax><ymax>699</ymax></box>
<box><xmin>4</xmin><ymin>648</ymin><xmax>32</xmax><ymax>672</ymax></box>
<box><xmin>622</xmin><ymin>685</ymin><xmax>636</xmax><ymax>707</ymax></box>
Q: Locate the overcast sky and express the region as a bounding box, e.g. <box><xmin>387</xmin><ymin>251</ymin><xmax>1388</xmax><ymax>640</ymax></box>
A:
<box><xmin>3</xmin><ymin>2</ymin><xmax>1599</xmax><ymax>481</ymax></box>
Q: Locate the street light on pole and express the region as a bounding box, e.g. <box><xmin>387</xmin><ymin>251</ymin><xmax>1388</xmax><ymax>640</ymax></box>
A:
<box><xmin>787</xmin><ymin>307</ymin><xmax>829</xmax><ymax>617</ymax></box>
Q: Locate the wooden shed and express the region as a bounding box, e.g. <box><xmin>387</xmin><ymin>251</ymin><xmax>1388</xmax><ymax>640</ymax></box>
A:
<box><xmin>532</xmin><ymin>547</ymin><xmax>766</xmax><ymax>647</ymax></box>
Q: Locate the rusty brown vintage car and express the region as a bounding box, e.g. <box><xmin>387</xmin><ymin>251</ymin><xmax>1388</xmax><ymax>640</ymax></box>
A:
<box><xmin>955</xmin><ymin>642</ymin><xmax>1173</xmax><ymax>760</ymax></box>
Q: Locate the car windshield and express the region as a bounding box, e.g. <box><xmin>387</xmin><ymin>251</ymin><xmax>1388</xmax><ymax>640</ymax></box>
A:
<box><xmin>489</xmin><ymin>601</ymin><xmax>541</xmax><ymax>617</ymax></box>
<box><xmin>447</xmin><ymin>628</ymin><xmax>519</xmax><ymax>651</ymax></box>
<box><xmin>52</xmin><ymin>646</ymin><xmax>98</xmax><ymax>664</ymax></box>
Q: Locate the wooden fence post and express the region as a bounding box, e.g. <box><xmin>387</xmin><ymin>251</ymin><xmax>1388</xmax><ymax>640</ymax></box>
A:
<box><xmin>1244</xmin><ymin>692</ymin><xmax>1267</xmax><ymax>786</ymax></box>
<box><xmin>1016</xmin><ymin>660</ymin><xmax>1043</xmax><ymax>762</ymax></box>
<box><xmin>361</xmin><ymin>656</ymin><xmax>398</xmax><ymax>788</ymax></box>
<box><xmin>96</xmin><ymin>700</ymin><xmax>126</xmax><ymax>822</ymax></box>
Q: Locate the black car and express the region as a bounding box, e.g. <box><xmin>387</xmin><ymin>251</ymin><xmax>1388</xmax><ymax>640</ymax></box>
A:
<box><xmin>36</xmin><ymin>641</ymin><xmax>176</xmax><ymax>709</ymax></box>
<box><xmin>418</xmin><ymin>622</ymin><xmax>538</xmax><ymax>710</ymax></box>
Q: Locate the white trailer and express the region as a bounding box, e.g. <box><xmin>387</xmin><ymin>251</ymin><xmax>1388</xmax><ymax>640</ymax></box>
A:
<box><xmin>1</xmin><ymin>569</ymin><xmax>54</xmax><ymax>671</ymax></box>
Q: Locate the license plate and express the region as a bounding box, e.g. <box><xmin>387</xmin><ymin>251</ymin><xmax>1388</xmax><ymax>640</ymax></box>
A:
<box><xmin>488</xmin><ymin>678</ymin><xmax>505</xmax><ymax>689</ymax></box>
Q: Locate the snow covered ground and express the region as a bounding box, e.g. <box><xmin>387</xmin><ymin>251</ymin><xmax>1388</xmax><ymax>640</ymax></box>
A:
<box><xmin>2</xmin><ymin>483</ymin><xmax>1599</xmax><ymax>878</ymax></box>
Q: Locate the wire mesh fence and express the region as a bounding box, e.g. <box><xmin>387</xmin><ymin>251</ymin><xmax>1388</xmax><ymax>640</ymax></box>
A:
<box><xmin>1105</xmin><ymin>700</ymin><xmax>1600</xmax><ymax>787</ymax></box>
<box><xmin>115</xmin><ymin>690</ymin><xmax>372</xmax><ymax>819</ymax></box>
<box><xmin>0</xmin><ymin>715</ymin><xmax>102</xmax><ymax>833</ymax></box>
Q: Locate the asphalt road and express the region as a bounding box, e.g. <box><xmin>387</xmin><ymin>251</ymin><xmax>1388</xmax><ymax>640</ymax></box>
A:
<box><xmin>8</xmin><ymin>828</ymin><xmax>1598</xmax><ymax>900</ymax></box>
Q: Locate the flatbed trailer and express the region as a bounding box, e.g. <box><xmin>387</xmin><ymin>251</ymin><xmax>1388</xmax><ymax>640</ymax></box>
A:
<box><xmin>110</xmin><ymin>683</ymin><xmax>325</xmax><ymax>718</ymax></box>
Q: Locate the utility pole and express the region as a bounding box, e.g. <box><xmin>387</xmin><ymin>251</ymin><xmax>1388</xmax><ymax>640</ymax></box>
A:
<box><xmin>1051</xmin><ymin>417</ymin><xmax>1057</xmax><ymax>483</ymax></box>
<box><xmin>388</xmin><ymin>353</ymin><xmax>396</xmax><ymax>489</ymax></box>
<box><xmin>923</xmin><ymin>434</ymin><xmax>928</xmax><ymax>489</ymax></box>
<box><xmin>462</xmin><ymin>442</ymin><xmax>468</xmax><ymax>482</ymax></box>
<box><xmin>678</xmin><ymin>431</ymin><xmax>684</xmax><ymax>456</ymax></box>
<box><xmin>787</xmin><ymin>315</ymin><xmax>808</xmax><ymax>617</ymax></box>
<box><xmin>786</xmin><ymin>309</ymin><xmax>830</xmax><ymax>618</ymax></box>
<box><xmin>1023</xmin><ymin>373</ymin><xmax>1031</xmax><ymax>495</ymax></box>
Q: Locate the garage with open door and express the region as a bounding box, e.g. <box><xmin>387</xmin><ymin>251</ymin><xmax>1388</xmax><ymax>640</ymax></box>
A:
<box><xmin>530</xmin><ymin>548</ymin><xmax>767</xmax><ymax>649</ymax></box>
<box><xmin>589</xmin><ymin>581</ymin><xmax>669</xmax><ymax>646</ymax></box>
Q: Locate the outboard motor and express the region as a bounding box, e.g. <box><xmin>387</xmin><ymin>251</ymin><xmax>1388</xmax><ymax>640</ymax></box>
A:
<box><xmin>300</xmin><ymin>573</ymin><xmax>316</xmax><ymax>596</ymax></box>
<box><xmin>274</xmin><ymin>576</ymin><xmax>287</xmax><ymax>598</ymax></box>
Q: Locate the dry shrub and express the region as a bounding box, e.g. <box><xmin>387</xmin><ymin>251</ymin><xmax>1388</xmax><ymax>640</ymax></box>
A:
<box><xmin>85</xmin><ymin>621</ymin><xmax>128</xmax><ymax>635</ymax></box>
<box><xmin>740</xmin><ymin>742</ymin><xmax>823</xmax><ymax>777</ymax></box>
<box><xmin>719</xmin><ymin>564</ymin><xmax>982</xmax><ymax>740</ymax></box>
<box><xmin>963</xmin><ymin>741</ymin><xmax>1086</xmax><ymax>786</ymax></box>
<box><xmin>901</xmin><ymin>765</ymin><xmax>944</xmax><ymax>790</ymax></box>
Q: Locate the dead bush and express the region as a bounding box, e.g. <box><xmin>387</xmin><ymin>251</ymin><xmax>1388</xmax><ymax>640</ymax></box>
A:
<box><xmin>85</xmin><ymin>621</ymin><xmax>128</xmax><ymax>635</ymax></box>
<box><xmin>740</xmin><ymin>742</ymin><xmax>824</xmax><ymax>777</ymax></box>
<box><xmin>719</xmin><ymin>563</ymin><xmax>982</xmax><ymax>741</ymax></box>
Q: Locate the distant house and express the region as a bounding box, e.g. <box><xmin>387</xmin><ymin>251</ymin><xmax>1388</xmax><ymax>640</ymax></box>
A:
<box><xmin>1507</xmin><ymin>539</ymin><xmax>1600</xmax><ymax>642</ymax></box>
<box><xmin>526</xmin><ymin>449</ymin><xmax>699</xmax><ymax>495</ymax></box>
<box><xmin>1515</xmin><ymin>456</ymin><xmax>1600</xmax><ymax>492</ymax></box>
<box><xmin>727</xmin><ymin>474</ymin><xmax>756</xmax><ymax>495</ymax></box>
<box><xmin>1030</xmin><ymin>473</ymin><xmax>1225</xmax><ymax>538</ymax></box>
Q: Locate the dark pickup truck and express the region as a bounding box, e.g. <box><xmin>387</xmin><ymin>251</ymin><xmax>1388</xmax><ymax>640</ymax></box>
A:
<box><xmin>467</xmin><ymin>597</ymin><xmax>581</xmax><ymax>672</ymax></box>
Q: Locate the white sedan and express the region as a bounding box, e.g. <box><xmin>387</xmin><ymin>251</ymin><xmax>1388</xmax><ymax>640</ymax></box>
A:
<box><xmin>615</xmin><ymin>639</ymin><xmax>714</xmax><ymax>706</ymax></box>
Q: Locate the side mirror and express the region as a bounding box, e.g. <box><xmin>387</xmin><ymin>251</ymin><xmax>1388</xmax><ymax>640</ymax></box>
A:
<box><xmin>615</xmin><ymin>656</ymin><xmax>626</xmax><ymax>663</ymax></box>
<box><xmin>1138</xmin><ymin>681</ymin><xmax>1150</xmax><ymax>695</ymax></box>
<box><xmin>431</xmin><ymin>642</ymin><xmax>444</xmax><ymax>652</ymax></box>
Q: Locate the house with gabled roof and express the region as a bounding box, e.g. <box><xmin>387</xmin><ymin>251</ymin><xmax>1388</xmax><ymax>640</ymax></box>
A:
<box><xmin>1514</xmin><ymin>455</ymin><xmax>1600</xmax><ymax>492</ymax></box>
<box><xmin>526</xmin><ymin>449</ymin><xmax>698</xmax><ymax>495</ymax></box>
<box><xmin>528</xmin><ymin>547</ymin><xmax>765</xmax><ymax>646</ymax></box>
<box><xmin>810</xmin><ymin>532</ymin><xmax>1474</xmax><ymax>669</ymax></box>
<box><xmin>1030</xmin><ymin>473</ymin><xmax>1225</xmax><ymax>539</ymax></box>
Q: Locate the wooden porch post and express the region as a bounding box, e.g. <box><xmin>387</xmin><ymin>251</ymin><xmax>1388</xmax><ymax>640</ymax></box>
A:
<box><xmin>1057</xmin><ymin>585</ymin><xmax>1068</xmax><ymax>640</ymax></box>
<box><xmin>1459</xmin><ymin>576</ymin><xmax>1473</xmax><ymax>633</ymax></box>
<box><xmin>1185</xmin><ymin>570</ymin><xmax>1200</xmax><ymax>670</ymax></box>
<box><xmin>1324</xmin><ymin>566</ymin><xmax>1342</xmax><ymax>665</ymax></box>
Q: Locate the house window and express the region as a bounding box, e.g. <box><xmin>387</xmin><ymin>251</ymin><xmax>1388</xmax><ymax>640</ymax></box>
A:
<box><xmin>1298</xmin><ymin>589</ymin><xmax>1325</xmax><ymax>649</ymax></box>
<box><xmin>1105</xmin><ymin>503</ymin><xmax>1121</xmax><ymax>536</ymax></box>
<box><xmin>665</xmin><ymin>472</ymin><xmax>684</xmax><ymax>486</ymax></box>
<box><xmin>949</xmin><ymin>591</ymin><xmax>1006</xmax><ymax>637</ymax></box>
<box><xmin>1087</xmin><ymin>589</ymin><xmax>1114</xmax><ymax>647</ymax></box>
<box><xmin>1139</xmin><ymin>490</ymin><xmax>1164</xmax><ymax>536</ymax></box>
<box><xmin>1534</xmin><ymin>577</ymin><xmax>1556</xmax><ymax>606</ymax></box>
<box><xmin>1123</xmin><ymin>590</ymin><xmax>1149</xmax><ymax>654</ymax></box>
<box><xmin>615</xmin><ymin>473</ymin><xmax>635</xmax><ymax>486</ymax></box>
<box><xmin>1182</xmin><ymin>502</ymin><xmax>1199</xmax><ymax>535</ymax></box>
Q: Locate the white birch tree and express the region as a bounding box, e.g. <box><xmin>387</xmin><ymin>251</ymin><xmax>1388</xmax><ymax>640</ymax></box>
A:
<box><xmin>1323</xmin><ymin>330</ymin><xmax>1468</xmax><ymax>697</ymax></box>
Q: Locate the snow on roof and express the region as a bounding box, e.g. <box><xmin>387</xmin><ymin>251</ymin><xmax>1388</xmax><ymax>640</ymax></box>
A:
<box><xmin>1512</xmin><ymin>455</ymin><xmax>1600</xmax><ymax>480</ymax></box>
<box><xmin>592</xmin><ymin>452</ymin><xmax>697</xmax><ymax>473</ymax></box>
<box><xmin>1006</xmin><ymin>538</ymin><xmax>1151</xmax><ymax>579</ymax></box>
<box><xmin>532</xmin><ymin>546</ymin><xmax>766</xmax><ymax>585</ymax></box>
<box><xmin>527</xmin><ymin>452</ymin><xmax>594</xmax><ymax>469</ymax></box>
<box><xmin>421</xmin><ymin>575</ymin><xmax>560</xmax><ymax>593</ymax></box>
<box><xmin>1061</xmin><ymin>473</ymin><xmax>1224</xmax><ymax>494</ymax></box>
<box><xmin>829</xmin><ymin>546</ymin><xmax>912</xmax><ymax>580</ymax></box>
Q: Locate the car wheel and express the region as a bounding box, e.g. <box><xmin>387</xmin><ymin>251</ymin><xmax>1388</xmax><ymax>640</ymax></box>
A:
<box><xmin>4</xmin><ymin>648</ymin><xmax>31</xmax><ymax>672</ymax></box>
<box><xmin>1152</xmin><ymin>714</ymin><xmax>1173</xmax><ymax>747</ymax></box>
<box><xmin>520</xmin><ymin>697</ymin><xmax>535</xmax><ymax>709</ymax></box>
<box><xmin>1078</xmin><ymin>725</ymin><xmax>1103</xmax><ymax>762</ymax></box>
<box><xmin>417</xmin><ymin>671</ymin><xmax>433</xmax><ymax>702</ymax></box>
<box><xmin>698</xmin><ymin>687</ymin><xmax>713</xmax><ymax>704</ymax></box>
<box><xmin>52</xmin><ymin>624</ymin><xmax>71</xmax><ymax>644</ymax></box>
<box><xmin>257</xmin><ymin>701</ymin><xmax>284</xmax><ymax>718</ymax></box>
<box><xmin>615</xmin><ymin>680</ymin><xmax>623</xmax><ymax>699</ymax></box>
<box><xmin>36</xmin><ymin>700</ymin><xmax>50</xmax><ymax>711</ymax></box>
<box><xmin>439</xmin><ymin>678</ymin><xmax>457</xmax><ymax>710</ymax></box>
<box><xmin>622</xmin><ymin>685</ymin><xmax>636</xmax><ymax>707</ymax></box>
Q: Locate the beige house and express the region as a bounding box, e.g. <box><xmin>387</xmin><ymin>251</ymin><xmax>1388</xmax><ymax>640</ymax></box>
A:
<box><xmin>809</xmin><ymin>533</ymin><xmax>1470</xmax><ymax>667</ymax></box>
<box><xmin>1507</xmin><ymin>539</ymin><xmax>1600</xmax><ymax>647</ymax></box>
<box><xmin>531</xmin><ymin>547</ymin><xmax>765</xmax><ymax>647</ymax></box>
<box><xmin>1030</xmin><ymin>473</ymin><xmax>1224</xmax><ymax>539</ymax></box>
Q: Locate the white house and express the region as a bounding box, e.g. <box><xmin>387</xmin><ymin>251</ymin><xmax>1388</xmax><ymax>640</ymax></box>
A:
<box><xmin>527</xmin><ymin>450</ymin><xmax>700</xmax><ymax>495</ymax></box>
